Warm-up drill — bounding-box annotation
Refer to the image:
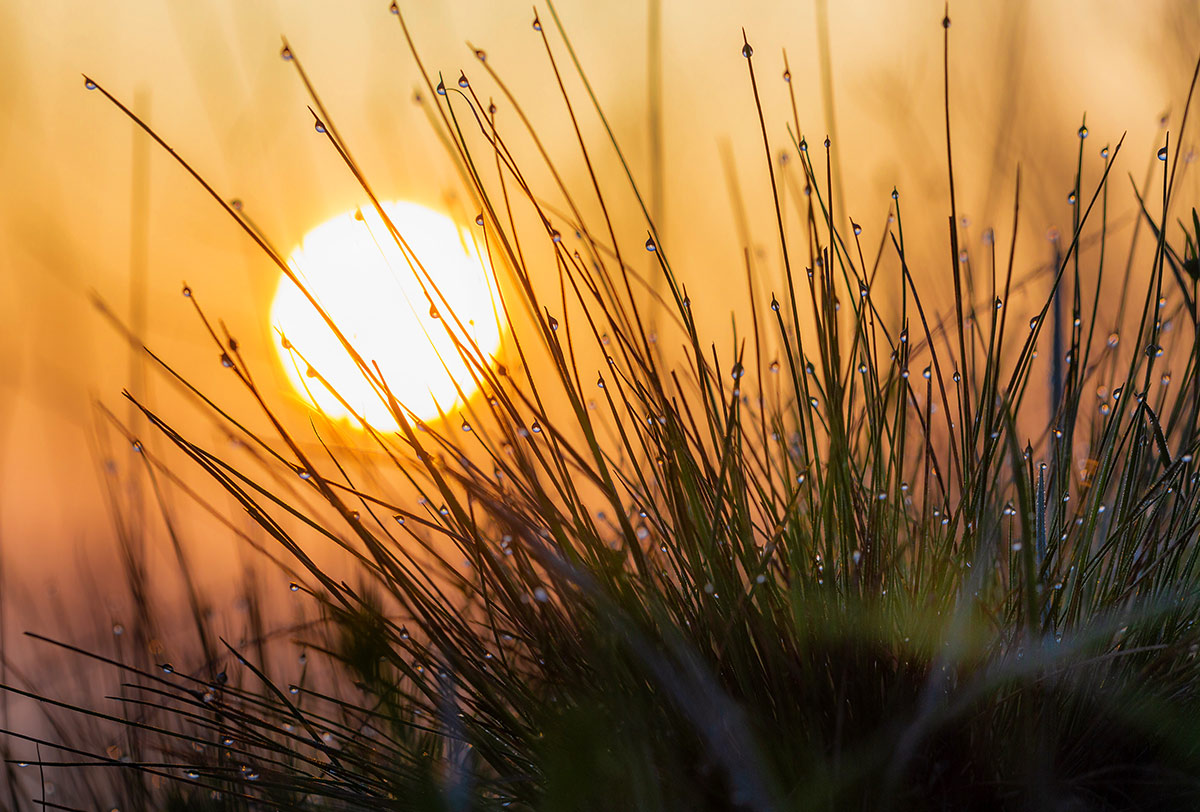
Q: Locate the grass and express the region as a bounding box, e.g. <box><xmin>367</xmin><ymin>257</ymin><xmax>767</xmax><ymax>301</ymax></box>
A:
<box><xmin>6</xmin><ymin>3</ymin><xmax>1200</xmax><ymax>809</ymax></box>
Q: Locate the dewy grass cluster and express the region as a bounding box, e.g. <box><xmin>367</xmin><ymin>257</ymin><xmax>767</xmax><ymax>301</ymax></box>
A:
<box><xmin>7</xmin><ymin>3</ymin><xmax>1200</xmax><ymax>810</ymax></box>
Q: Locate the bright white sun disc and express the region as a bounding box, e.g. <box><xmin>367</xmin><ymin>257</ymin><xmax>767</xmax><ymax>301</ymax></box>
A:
<box><xmin>271</xmin><ymin>201</ymin><xmax>502</xmax><ymax>428</ymax></box>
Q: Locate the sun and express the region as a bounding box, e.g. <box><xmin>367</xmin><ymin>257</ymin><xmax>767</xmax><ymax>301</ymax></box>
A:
<box><xmin>271</xmin><ymin>200</ymin><xmax>503</xmax><ymax>429</ymax></box>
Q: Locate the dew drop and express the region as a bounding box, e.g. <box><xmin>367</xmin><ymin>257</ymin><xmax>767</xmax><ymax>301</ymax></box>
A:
<box><xmin>280</xmin><ymin>46</ymin><xmax>293</xmax><ymax>61</ymax></box>
<box><xmin>1158</xmin><ymin>146</ymin><xmax>1168</xmax><ymax>161</ymax></box>
<box><xmin>458</xmin><ymin>72</ymin><xmax>469</xmax><ymax>88</ymax></box>
<box><xmin>532</xmin><ymin>14</ymin><xmax>542</xmax><ymax>31</ymax></box>
<box><xmin>645</xmin><ymin>236</ymin><xmax>657</xmax><ymax>252</ymax></box>
<box><xmin>742</xmin><ymin>43</ymin><xmax>754</xmax><ymax>58</ymax></box>
<box><xmin>436</xmin><ymin>80</ymin><xmax>446</xmax><ymax>96</ymax></box>
<box><xmin>1107</xmin><ymin>331</ymin><xmax>1120</xmax><ymax>347</ymax></box>
<box><xmin>475</xmin><ymin>213</ymin><xmax>484</xmax><ymax>226</ymax></box>
<box><xmin>84</xmin><ymin>77</ymin><xmax>97</xmax><ymax>90</ymax></box>
<box><xmin>783</xmin><ymin>69</ymin><xmax>791</xmax><ymax>82</ymax></box>
<box><xmin>475</xmin><ymin>49</ymin><xmax>487</xmax><ymax>62</ymax></box>
<box><xmin>852</xmin><ymin>221</ymin><xmax>862</xmax><ymax>236</ymax></box>
<box><xmin>1078</xmin><ymin>125</ymin><xmax>1088</xmax><ymax>139</ymax></box>
<box><xmin>182</xmin><ymin>284</ymin><xmax>192</xmax><ymax>298</ymax></box>
<box><xmin>314</xmin><ymin>121</ymin><xmax>326</xmax><ymax>134</ymax></box>
<box><xmin>1067</xmin><ymin>191</ymin><xmax>1077</xmax><ymax>205</ymax></box>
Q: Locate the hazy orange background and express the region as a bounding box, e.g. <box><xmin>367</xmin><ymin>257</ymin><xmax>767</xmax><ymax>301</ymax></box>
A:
<box><xmin>0</xmin><ymin>0</ymin><xmax>1197</xmax><ymax>643</ymax></box>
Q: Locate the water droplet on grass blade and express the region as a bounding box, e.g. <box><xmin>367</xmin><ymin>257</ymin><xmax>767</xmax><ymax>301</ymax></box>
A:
<box><xmin>280</xmin><ymin>46</ymin><xmax>293</xmax><ymax>61</ymax></box>
<box><xmin>1158</xmin><ymin>146</ymin><xmax>1168</xmax><ymax>161</ymax></box>
<box><xmin>314</xmin><ymin>121</ymin><xmax>326</xmax><ymax>134</ymax></box>
<box><xmin>436</xmin><ymin>80</ymin><xmax>446</xmax><ymax>95</ymax></box>
<box><xmin>645</xmin><ymin>236</ymin><xmax>657</xmax><ymax>251</ymax></box>
<box><xmin>458</xmin><ymin>72</ymin><xmax>469</xmax><ymax>88</ymax></box>
<box><xmin>84</xmin><ymin>77</ymin><xmax>97</xmax><ymax>90</ymax></box>
<box><xmin>532</xmin><ymin>14</ymin><xmax>542</xmax><ymax>30</ymax></box>
<box><xmin>742</xmin><ymin>43</ymin><xmax>754</xmax><ymax>58</ymax></box>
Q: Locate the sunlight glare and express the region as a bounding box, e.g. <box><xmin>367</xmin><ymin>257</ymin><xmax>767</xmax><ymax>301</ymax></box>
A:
<box><xmin>271</xmin><ymin>201</ymin><xmax>502</xmax><ymax>429</ymax></box>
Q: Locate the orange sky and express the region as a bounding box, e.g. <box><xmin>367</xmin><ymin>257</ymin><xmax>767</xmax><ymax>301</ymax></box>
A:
<box><xmin>0</xmin><ymin>0</ymin><xmax>1196</xmax><ymax>634</ymax></box>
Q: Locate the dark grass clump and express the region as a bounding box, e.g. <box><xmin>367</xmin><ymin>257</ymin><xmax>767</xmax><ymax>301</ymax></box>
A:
<box><xmin>7</xmin><ymin>4</ymin><xmax>1200</xmax><ymax>810</ymax></box>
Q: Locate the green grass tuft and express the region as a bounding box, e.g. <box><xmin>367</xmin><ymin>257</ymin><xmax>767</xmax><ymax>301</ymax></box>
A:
<box><xmin>7</xmin><ymin>5</ymin><xmax>1200</xmax><ymax>811</ymax></box>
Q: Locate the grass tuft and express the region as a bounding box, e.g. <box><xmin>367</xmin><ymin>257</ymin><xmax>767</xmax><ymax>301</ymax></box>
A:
<box><xmin>8</xmin><ymin>6</ymin><xmax>1200</xmax><ymax>811</ymax></box>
